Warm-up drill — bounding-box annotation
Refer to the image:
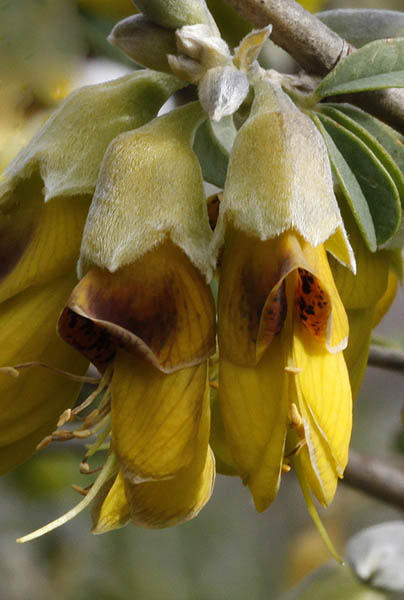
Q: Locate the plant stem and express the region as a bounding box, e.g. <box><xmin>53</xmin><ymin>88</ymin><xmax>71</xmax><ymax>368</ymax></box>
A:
<box><xmin>344</xmin><ymin>450</ymin><xmax>404</xmax><ymax>512</ymax></box>
<box><xmin>223</xmin><ymin>0</ymin><xmax>404</xmax><ymax>130</ymax></box>
<box><xmin>368</xmin><ymin>345</ymin><xmax>404</xmax><ymax>374</ymax></box>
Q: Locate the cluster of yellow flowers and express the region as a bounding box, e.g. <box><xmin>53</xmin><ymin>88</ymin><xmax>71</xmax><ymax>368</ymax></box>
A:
<box><xmin>0</xmin><ymin>0</ymin><xmax>397</xmax><ymax>543</ymax></box>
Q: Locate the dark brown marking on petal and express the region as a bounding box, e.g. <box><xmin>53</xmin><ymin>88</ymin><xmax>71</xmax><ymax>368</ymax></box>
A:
<box><xmin>206</xmin><ymin>193</ymin><xmax>221</xmax><ymax>230</ymax></box>
<box><xmin>58</xmin><ymin>307</ymin><xmax>116</xmax><ymax>372</ymax></box>
<box><xmin>296</xmin><ymin>268</ymin><xmax>331</xmax><ymax>341</ymax></box>
<box><xmin>0</xmin><ymin>177</ymin><xmax>41</xmax><ymax>281</ymax></box>
<box><xmin>83</xmin><ymin>275</ymin><xmax>179</xmax><ymax>358</ymax></box>
<box><xmin>260</xmin><ymin>280</ymin><xmax>287</xmax><ymax>342</ymax></box>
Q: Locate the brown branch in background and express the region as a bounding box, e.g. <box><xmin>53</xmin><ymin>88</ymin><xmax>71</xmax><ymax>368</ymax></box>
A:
<box><xmin>223</xmin><ymin>0</ymin><xmax>404</xmax><ymax>130</ymax></box>
<box><xmin>344</xmin><ymin>450</ymin><xmax>404</xmax><ymax>512</ymax></box>
<box><xmin>368</xmin><ymin>346</ymin><xmax>404</xmax><ymax>375</ymax></box>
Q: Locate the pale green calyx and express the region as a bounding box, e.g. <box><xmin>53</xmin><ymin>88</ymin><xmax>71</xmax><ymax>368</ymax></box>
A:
<box><xmin>79</xmin><ymin>102</ymin><xmax>214</xmax><ymax>280</ymax></box>
<box><xmin>0</xmin><ymin>71</ymin><xmax>183</xmax><ymax>204</ymax></box>
<box><xmin>212</xmin><ymin>79</ymin><xmax>355</xmax><ymax>271</ymax></box>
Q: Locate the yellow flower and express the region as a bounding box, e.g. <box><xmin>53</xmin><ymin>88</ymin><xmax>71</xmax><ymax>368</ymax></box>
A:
<box><xmin>330</xmin><ymin>196</ymin><xmax>398</xmax><ymax>399</ymax></box>
<box><xmin>55</xmin><ymin>102</ymin><xmax>216</xmax><ymax>531</ymax></box>
<box><xmin>0</xmin><ymin>71</ymin><xmax>182</xmax><ymax>475</ymax></box>
<box><xmin>212</xmin><ymin>78</ymin><xmax>354</xmax><ymax>513</ymax></box>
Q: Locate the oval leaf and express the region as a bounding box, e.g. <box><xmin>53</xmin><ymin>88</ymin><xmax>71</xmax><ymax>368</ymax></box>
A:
<box><xmin>311</xmin><ymin>114</ymin><xmax>377</xmax><ymax>251</ymax></box>
<box><xmin>193</xmin><ymin>116</ymin><xmax>237</xmax><ymax>188</ymax></box>
<box><xmin>324</xmin><ymin>103</ymin><xmax>404</xmax><ymax>177</ymax></box>
<box><xmin>317</xmin><ymin>9</ymin><xmax>404</xmax><ymax>48</ymax></box>
<box><xmin>315</xmin><ymin>38</ymin><xmax>404</xmax><ymax>99</ymax></box>
<box><xmin>347</xmin><ymin>522</ymin><xmax>404</xmax><ymax>593</ymax></box>
<box><xmin>314</xmin><ymin>112</ymin><xmax>401</xmax><ymax>246</ymax></box>
<box><xmin>318</xmin><ymin>105</ymin><xmax>404</xmax><ymax>205</ymax></box>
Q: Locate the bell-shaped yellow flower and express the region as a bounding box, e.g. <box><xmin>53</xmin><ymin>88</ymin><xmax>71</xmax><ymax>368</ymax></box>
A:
<box><xmin>0</xmin><ymin>71</ymin><xmax>181</xmax><ymax>474</ymax></box>
<box><xmin>58</xmin><ymin>102</ymin><xmax>217</xmax><ymax>531</ymax></box>
<box><xmin>330</xmin><ymin>195</ymin><xmax>398</xmax><ymax>399</ymax></box>
<box><xmin>213</xmin><ymin>79</ymin><xmax>353</xmax><ymax>512</ymax></box>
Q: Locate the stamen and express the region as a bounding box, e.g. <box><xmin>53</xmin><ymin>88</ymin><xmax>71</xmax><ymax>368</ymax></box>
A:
<box><xmin>290</xmin><ymin>403</ymin><xmax>303</xmax><ymax>429</ymax></box>
<box><xmin>72</xmin><ymin>484</ymin><xmax>92</xmax><ymax>496</ymax></box>
<box><xmin>57</xmin><ymin>409</ymin><xmax>72</xmax><ymax>428</ymax></box>
<box><xmin>17</xmin><ymin>453</ymin><xmax>118</xmax><ymax>543</ymax></box>
<box><xmin>85</xmin><ymin>424</ymin><xmax>112</xmax><ymax>459</ymax></box>
<box><xmin>209</xmin><ymin>381</ymin><xmax>219</xmax><ymax>390</ymax></box>
<box><xmin>285</xmin><ymin>439</ymin><xmax>306</xmax><ymax>458</ymax></box>
<box><xmin>0</xmin><ymin>361</ymin><xmax>100</xmax><ymax>384</ymax></box>
<box><xmin>284</xmin><ymin>366</ymin><xmax>302</xmax><ymax>374</ymax></box>
<box><xmin>36</xmin><ymin>436</ymin><xmax>53</xmax><ymax>452</ymax></box>
<box><xmin>80</xmin><ymin>461</ymin><xmax>102</xmax><ymax>475</ymax></box>
<box><xmin>282</xmin><ymin>463</ymin><xmax>291</xmax><ymax>473</ymax></box>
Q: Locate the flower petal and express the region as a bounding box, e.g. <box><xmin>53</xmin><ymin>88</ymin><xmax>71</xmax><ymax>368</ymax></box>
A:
<box><xmin>0</xmin><ymin>273</ymin><xmax>88</xmax><ymax>474</ymax></box>
<box><xmin>344</xmin><ymin>307</ymin><xmax>374</xmax><ymax>399</ymax></box>
<box><xmin>218</xmin><ymin>230</ymin><xmax>297</xmax><ymax>365</ymax></box>
<box><xmin>59</xmin><ymin>241</ymin><xmax>216</xmax><ymax>373</ymax></box>
<box><xmin>219</xmin><ymin>334</ymin><xmax>289</xmax><ymax>512</ymax></box>
<box><xmin>111</xmin><ymin>351</ymin><xmax>209</xmax><ymax>482</ymax></box>
<box><xmin>373</xmin><ymin>270</ymin><xmax>398</xmax><ymax>327</ymax></box>
<box><xmin>291</xmin><ymin>323</ymin><xmax>352</xmax><ymax>505</ymax></box>
<box><xmin>298</xmin><ymin>240</ymin><xmax>349</xmax><ymax>353</ymax></box>
<box><xmin>91</xmin><ymin>472</ymin><xmax>131</xmax><ymax>534</ymax></box>
<box><xmin>123</xmin><ymin>392</ymin><xmax>214</xmax><ymax>528</ymax></box>
<box><xmin>124</xmin><ymin>446</ymin><xmax>215</xmax><ymax>529</ymax></box>
<box><xmin>0</xmin><ymin>175</ymin><xmax>89</xmax><ymax>304</ymax></box>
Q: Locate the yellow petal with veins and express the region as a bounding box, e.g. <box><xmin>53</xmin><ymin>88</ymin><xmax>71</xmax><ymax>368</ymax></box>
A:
<box><xmin>91</xmin><ymin>472</ymin><xmax>131</xmax><ymax>534</ymax></box>
<box><xmin>0</xmin><ymin>273</ymin><xmax>88</xmax><ymax>474</ymax></box>
<box><xmin>344</xmin><ymin>308</ymin><xmax>374</xmax><ymax>400</ymax></box>
<box><xmin>59</xmin><ymin>241</ymin><xmax>216</xmax><ymax>373</ymax></box>
<box><xmin>123</xmin><ymin>391</ymin><xmax>215</xmax><ymax>528</ymax></box>
<box><xmin>112</xmin><ymin>351</ymin><xmax>208</xmax><ymax>482</ymax></box>
<box><xmin>0</xmin><ymin>175</ymin><xmax>90</xmax><ymax>304</ymax></box>
<box><xmin>373</xmin><ymin>270</ymin><xmax>398</xmax><ymax>328</ymax></box>
<box><xmin>219</xmin><ymin>334</ymin><xmax>289</xmax><ymax>512</ymax></box>
<box><xmin>292</xmin><ymin>323</ymin><xmax>352</xmax><ymax>505</ymax></box>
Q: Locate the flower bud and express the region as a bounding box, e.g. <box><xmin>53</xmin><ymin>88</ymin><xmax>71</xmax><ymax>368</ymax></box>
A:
<box><xmin>79</xmin><ymin>101</ymin><xmax>213</xmax><ymax>279</ymax></box>
<box><xmin>0</xmin><ymin>70</ymin><xmax>183</xmax><ymax>203</ymax></box>
<box><xmin>108</xmin><ymin>15</ymin><xmax>177</xmax><ymax>73</ymax></box>
<box><xmin>213</xmin><ymin>79</ymin><xmax>355</xmax><ymax>271</ymax></box>
<box><xmin>198</xmin><ymin>65</ymin><xmax>249</xmax><ymax>121</ymax></box>
<box><xmin>132</xmin><ymin>0</ymin><xmax>219</xmax><ymax>34</ymax></box>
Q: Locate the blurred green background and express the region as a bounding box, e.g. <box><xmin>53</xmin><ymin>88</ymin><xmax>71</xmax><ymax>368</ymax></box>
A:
<box><xmin>0</xmin><ymin>1</ymin><xmax>403</xmax><ymax>598</ymax></box>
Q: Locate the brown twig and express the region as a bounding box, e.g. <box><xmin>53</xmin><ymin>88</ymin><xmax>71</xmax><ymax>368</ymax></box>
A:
<box><xmin>344</xmin><ymin>450</ymin><xmax>404</xmax><ymax>512</ymax></box>
<box><xmin>368</xmin><ymin>345</ymin><xmax>404</xmax><ymax>375</ymax></box>
<box><xmin>223</xmin><ymin>0</ymin><xmax>404</xmax><ymax>130</ymax></box>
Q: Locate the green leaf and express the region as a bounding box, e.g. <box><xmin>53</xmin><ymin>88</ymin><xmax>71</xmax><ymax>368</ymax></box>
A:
<box><xmin>314</xmin><ymin>38</ymin><xmax>404</xmax><ymax>99</ymax></box>
<box><xmin>312</xmin><ymin>114</ymin><xmax>377</xmax><ymax>251</ymax></box>
<box><xmin>193</xmin><ymin>115</ymin><xmax>237</xmax><ymax>188</ymax></box>
<box><xmin>318</xmin><ymin>104</ymin><xmax>404</xmax><ymax>206</ymax></box>
<box><xmin>317</xmin><ymin>9</ymin><xmax>404</xmax><ymax>48</ymax></box>
<box><xmin>323</xmin><ymin>103</ymin><xmax>404</xmax><ymax>178</ymax></box>
<box><xmin>316</xmin><ymin>112</ymin><xmax>401</xmax><ymax>245</ymax></box>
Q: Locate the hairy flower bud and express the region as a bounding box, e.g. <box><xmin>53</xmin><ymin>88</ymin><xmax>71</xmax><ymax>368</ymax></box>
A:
<box><xmin>108</xmin><ymin>15</ymin><xmax>177</xmax><ymax>73</ymax></box>
<box><xmin>132</xmin><ymin>0</ymin><xmax>219</xmax><ymax>33</ymax></box>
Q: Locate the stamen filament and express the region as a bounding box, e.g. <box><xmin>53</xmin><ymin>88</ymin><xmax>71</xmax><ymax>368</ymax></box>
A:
<box><xmin>17</xmin><ymin>453</ymin><xmax>117</xmax><ymax>543</ymax></box>
<box><xmin>1</xmin><ymin>361</ymin><xmax>100</xmax><ymax>384</ymax></box>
